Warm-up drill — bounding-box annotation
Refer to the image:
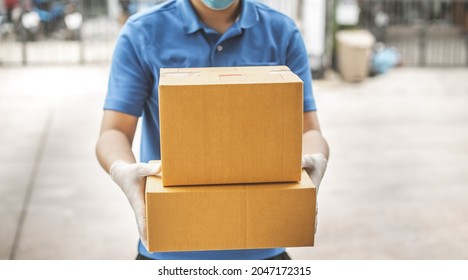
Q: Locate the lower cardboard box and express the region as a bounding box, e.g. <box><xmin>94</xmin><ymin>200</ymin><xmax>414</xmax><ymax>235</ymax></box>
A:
<box><xmin>145</xmin><ymin>160</ymin><xmax>316</xmax><ymax>252</ymax></box>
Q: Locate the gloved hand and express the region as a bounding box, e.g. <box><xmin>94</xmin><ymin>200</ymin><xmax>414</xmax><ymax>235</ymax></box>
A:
<box><xmin>301</xmin><ymin>153</ymin><xmax>328</xmax><ymax>190</ymax></box>
<box><xmin>302</xmin><ymin>153</ymin><xmax>328</xmax><ymax>233</ymax></box>
<box><xmin>109</xmin><ymin>160</ymin><xmax>161</xmax><ymax>251</ymax></box>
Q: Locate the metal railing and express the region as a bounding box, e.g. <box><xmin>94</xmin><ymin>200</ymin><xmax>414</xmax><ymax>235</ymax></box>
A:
<box><xmin>2</xmin><ymin>0</ymin><xmax>466</xmax><ymax>67</ymax></box>
<box><xmin>0</xmin><ymin>0</ymin><xmax>120</xmax><ymax>65</ymax></box>
<box><xmin>0</xmin><ymin>0</ymin><xmax>304</xmax><ymax>66</ymax></box>
<box><xmin>357</xmin><ymin>0</ymin><xmax>468</xmax><ymax>67</ymax></box>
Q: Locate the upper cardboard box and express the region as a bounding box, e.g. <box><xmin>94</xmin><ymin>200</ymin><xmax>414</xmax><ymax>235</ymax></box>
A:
<box><xmin>159</xmin><ymin>66</ymin><xmax>303</xmax><ymax>186</ymax></box>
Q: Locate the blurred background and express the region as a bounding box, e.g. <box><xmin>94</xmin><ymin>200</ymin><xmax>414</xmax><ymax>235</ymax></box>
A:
<box><xmin>1</xmin><ymin>0</ymin><xmax>467</xmax><ymax>259</ymax></box>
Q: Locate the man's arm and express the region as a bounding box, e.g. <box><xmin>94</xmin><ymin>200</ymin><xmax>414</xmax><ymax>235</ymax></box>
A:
<box><xmin>95</xmin><ymin>110</ymin><xmax>160</xmax><ymax>251</ymax></box>
<box><xmin>96</xmin><ymin>110</ymin><xmax>139</xmax><ymax>172</ymax></box>
<box><xmin>302</xmin><ymin>111</ymin><xmax>329</xmax><ymax>189</ymax></box>
<box><xmin>303</xmin><ymin>111</ymin><xmax>329</xmax><ymax>159</ymax></box>
<box><xmin>302</xmin><ymin>111</ymin><xmax>328</xmax><ymax>234</ymax></box>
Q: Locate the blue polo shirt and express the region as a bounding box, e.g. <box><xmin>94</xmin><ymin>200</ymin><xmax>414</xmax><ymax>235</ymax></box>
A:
<box><xmin>104</xmin><ymin>0</ymin><xmax>316</xmax><ymax>260</ymax></box>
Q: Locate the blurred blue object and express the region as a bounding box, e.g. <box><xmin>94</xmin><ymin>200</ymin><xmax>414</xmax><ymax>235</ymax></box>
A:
<box><xmin>372</xmin><ymin>45</ymin><xmax>401</xmax><ymax>75</ymax></box>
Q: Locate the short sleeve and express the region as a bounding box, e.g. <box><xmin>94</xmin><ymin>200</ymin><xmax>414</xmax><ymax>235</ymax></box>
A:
<box><xmin>286</xmin><ymin>28</ymin><xmax>316</xmax><ymax>112</ymax></box>
<box><xmin>104</xmin><ymin>21</ymin><xmax>154</xmax><ymax>117</ymax></box>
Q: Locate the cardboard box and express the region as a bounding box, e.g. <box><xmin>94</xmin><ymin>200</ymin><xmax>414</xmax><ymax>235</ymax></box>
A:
<box><xmin>145</xmin><ymin>161</ymin><xmax>316</xmax><ymax>253</ymax></box>
<box><xmin>158</xmin><ymin>66</ymin><xmax>303</xmax><ymax>186</ymax></box>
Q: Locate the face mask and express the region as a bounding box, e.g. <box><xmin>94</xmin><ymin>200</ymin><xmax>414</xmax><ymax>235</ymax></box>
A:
<box><xmin>201</xmin><ymin>0</ymin><xmax>235</xmax><ymax>10</ymax></box>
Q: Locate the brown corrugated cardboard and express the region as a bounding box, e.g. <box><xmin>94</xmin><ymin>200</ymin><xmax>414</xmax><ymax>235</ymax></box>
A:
<box><xmin>145</xmin><ymin>160</ymin><xmax>316</xmax><ymax>253</ymax></box>
<box><xmin>158</xmin><ymin>66</ymin><xmax>303</xmax><ymax>186</ymax></box>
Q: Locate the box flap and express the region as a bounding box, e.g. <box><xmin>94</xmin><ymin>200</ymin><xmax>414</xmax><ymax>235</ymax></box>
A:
<box><xmin>159</xmin><ymin>66</ymin><xmax>302</xmax><ymax>86</ymax></box>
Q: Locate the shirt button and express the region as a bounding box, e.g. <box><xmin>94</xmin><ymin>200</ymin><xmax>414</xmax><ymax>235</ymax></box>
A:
<box><xmin>217</xmin><ymin>45</ymin><xmax>223</xmax><ymax>52</ymax></box>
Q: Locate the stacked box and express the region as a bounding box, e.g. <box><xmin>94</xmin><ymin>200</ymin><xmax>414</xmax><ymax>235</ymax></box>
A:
<box><xmin>158</xmin><ymin>66</ymin><xmax>303</xmax><ymax>186</ymax></box>
<box><xmin>146</xmin><ymin>66</ymin><xmax>316</xmax><ymax>252</ymax></box>
<box><xmin>146</xmin><ymin>164</ymin><xmax>316</xmax><ymax>252</ymax></box>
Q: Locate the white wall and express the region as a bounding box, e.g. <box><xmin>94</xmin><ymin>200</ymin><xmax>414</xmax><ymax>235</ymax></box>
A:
<box><xmin>107</xmin><ymin>0</ymin><xmax>120</xmax><ymax>19</ymax></box>
<box><xmin>260</xmin><ymin>0</ymin><xmax>327</xmax><ymax>69</ymax></box>
<box><xmin>303</xmin><ymin>0</ymin><xmax>326</xmax><ymax>57</ymax></box>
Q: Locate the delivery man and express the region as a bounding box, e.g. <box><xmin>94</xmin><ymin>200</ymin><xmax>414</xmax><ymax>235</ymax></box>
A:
<box><xmin>96</xmin><ymin>0</ymin><xmax>329</xmax><ymax>260</ymax></box>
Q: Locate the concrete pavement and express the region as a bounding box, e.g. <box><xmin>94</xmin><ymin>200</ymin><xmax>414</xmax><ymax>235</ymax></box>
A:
<box><xmin>1</xmin><ymin>65</ymin><xmax>467</xmax><ymax>259</ymax></box>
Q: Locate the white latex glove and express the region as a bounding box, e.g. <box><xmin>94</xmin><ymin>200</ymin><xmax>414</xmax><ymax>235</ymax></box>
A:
<box><xmin>301</xmin><ymin>153</ymin><xmax>328</xmax><ymax>190</ymax></box>
<box><xmin>109</xmin><ymin>160</ymin><xmax>161</xmax><ymax>251</ymax></box>
<box><xmin>302</xmin><ymin>153</ymin><xmax>328</xmax><ymax>233</ymax></box>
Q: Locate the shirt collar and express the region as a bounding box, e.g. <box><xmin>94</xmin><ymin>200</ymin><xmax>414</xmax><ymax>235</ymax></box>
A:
<box><xmin>178</xmin><ymin>0</ymin><xmax>258</xmax><ymax>35</ymax></box>
<box><xmin>178</xmin><ymin>0</ymin><xmax>203</xmax><ymax>34</ymax></box>
<box><xmin>238</xmin><ymin>0</ymin><xmax>258</xmax><ymax>29</ymax></box>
